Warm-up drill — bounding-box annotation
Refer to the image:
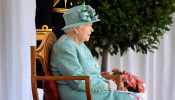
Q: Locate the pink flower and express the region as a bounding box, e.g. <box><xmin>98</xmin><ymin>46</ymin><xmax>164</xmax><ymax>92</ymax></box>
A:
<box><xmin>130</xmin><ymin>81</ymin><xmax>135</xmax><ymax>86</ymax></box>
<box><xmin>101</xmin><ymin>72</ymin><xmax>106</xmax><ymax>75</ymax></box>
<box><xmin>138</xmin><ymin>84</ymin><xmax>145</xmax><ymax>93</ymax></box>
<box><xmin>112</xmin><ymin>68</ymin><xmax>120</xmax><ymax>72</ymax></box>
<box><xmin>101</xmin><ymin>72</ymin><xmax>110</xmax><ymax>75</ymax></box>
<box><xmin>121</xmin><ymin>87</ymin><xmax>128</xmax><ymax>91</ymax></box>
<box><xmin>130</xmin><ymin>81</ymin><xmax>136</xmax><ymax>90</ymax></box>
<box><xmin>136</xmin><ymin>78</ymin><xmax>143</xmax><ymax>84</ymax></box>
<box><xmin>121</xmin><ymin>75</ymin><xmax>127</xmax><ymax>80</ymax></box>
<box><xmin>121</xmin><ymin>82</ymin><xmax>124</xmax><ymax>87</ymax></box>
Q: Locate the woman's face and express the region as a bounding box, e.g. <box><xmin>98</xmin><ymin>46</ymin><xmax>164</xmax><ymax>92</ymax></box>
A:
<box><xmin>76</xmin><ymin>23</ymin><xmax>94</xmax><ymax>42</ymax></box>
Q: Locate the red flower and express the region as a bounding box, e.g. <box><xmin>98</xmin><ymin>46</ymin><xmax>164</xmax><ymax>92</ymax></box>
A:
<box><xmin>112</xmin><ymin>68</ymin><xmax>120</xmax><ymax>72</ymax></box>
<box><xmin>123</xmin><ymin>70</ymin><xmax>126</xmax><ymax>74</ymax></box>
<box><xmin>101</xmin><ymin>72</ymin><xmax>110</xmax><ymax>75</ymax></box>
<box><xmin>101</xmin><ymin>72</ymin><xmax>106</xmax><ymax>75</ymax></box>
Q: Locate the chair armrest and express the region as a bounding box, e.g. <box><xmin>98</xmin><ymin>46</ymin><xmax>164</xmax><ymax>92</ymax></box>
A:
<box><xmin>31</xmin><ymin>75</ymin><xmax>92</xmax><ymax>100</ymax></box>
<box><xmin>101</xmin><ymin>75</ymin><xmax>121</xmax><ymax>90</ymax></box>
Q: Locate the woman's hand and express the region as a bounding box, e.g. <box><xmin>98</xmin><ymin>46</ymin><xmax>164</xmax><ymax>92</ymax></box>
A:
<box><xmin>104</xmin><ymin>80</ymin><xmax>117</xmax><ymax>91</ymax></box>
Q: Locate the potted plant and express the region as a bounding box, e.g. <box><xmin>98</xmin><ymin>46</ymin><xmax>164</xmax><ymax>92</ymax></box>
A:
<box><xmin>79</xmin><ymin>0</ymin><xmax>175</xmax><ymax>72</ymax></box>
<box><xmin>102</xmin><ymin>68</ymin><xmax>146</xmax><ymax>99</ymax></box>
<box><xmin>112</xmin><ymin>68</ymin><xmax>146</xmax><ymax>93</ymax></box>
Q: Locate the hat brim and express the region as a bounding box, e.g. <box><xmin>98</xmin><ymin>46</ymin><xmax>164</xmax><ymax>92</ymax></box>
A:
<box><xmin>61</xmin><ymin>20</ymin><xmax>100</xmax><ymax>30</ymax></box>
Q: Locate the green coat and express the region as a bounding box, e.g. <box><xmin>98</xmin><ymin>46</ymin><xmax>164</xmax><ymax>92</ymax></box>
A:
<box><xmin>50</xmin><ymin>34</ymin><xmax>133</xmax><ymax>100</ymax></box>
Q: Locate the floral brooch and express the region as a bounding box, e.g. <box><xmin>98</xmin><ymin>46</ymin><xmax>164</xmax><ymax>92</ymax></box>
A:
<box><xmin>77</xmin><ymin>5</ymin><xmax>99</xmax><ymax>22</ymax></box>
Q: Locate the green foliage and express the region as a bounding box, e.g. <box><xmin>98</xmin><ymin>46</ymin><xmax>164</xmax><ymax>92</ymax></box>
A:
<box><xmin>80</xmin><ymin>0</ymin><xmax>175</xmax><ymax>58</ymax></box>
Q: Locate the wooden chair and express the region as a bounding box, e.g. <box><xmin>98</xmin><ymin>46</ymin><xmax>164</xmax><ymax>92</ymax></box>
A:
<box><xmin>30</xmin><ymin>32</ymin><xmax>121</xmax><ymax>100</ymax></box>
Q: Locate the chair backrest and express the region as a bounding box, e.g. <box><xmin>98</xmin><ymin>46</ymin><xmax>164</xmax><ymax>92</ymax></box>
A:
<box><xmin>31</xmin><ymin>32</ymin><xmax>57</xmax><ymax>100</ymax></box>
<box><xmin>35</xmin><ymin>32</ymin><xmax>57</xmax><ymax>75</ymax></box>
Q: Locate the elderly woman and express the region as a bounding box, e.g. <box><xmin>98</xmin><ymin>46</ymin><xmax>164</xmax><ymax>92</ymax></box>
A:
<box><xmin>50</xmin><ymin>4</ymin><xmax>139</xmax><ymax>100</ymax></box>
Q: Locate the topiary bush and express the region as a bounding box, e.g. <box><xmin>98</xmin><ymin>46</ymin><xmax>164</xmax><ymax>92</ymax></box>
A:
<box><xmin>79</xmin><ymin>0</ymin><xmax>175</xmax><ymax>72</ymax></box>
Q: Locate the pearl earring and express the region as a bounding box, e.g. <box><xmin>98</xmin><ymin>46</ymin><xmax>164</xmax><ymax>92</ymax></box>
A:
<box><xmin>76</xmin><ymin>31</ymin><xmax>78</xmax><ymax>34</ymax></box>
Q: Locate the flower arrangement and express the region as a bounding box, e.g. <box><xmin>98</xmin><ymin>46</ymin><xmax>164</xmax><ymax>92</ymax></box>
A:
<box><xmin>113</xmin><ymin>68</ymin><xmax>145</xmax><ymax>93</ymax></box>
<box><xmin>101</xmin><ymin>68</ymin><xmax>146</xmax><ymax>93</ymax></box>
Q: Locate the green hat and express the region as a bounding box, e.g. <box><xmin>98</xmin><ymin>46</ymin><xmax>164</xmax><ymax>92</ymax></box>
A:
<box><xmin>62</xmin><ymin>4</ymin><xmax>100</xmax><ymax>30</ymax></box>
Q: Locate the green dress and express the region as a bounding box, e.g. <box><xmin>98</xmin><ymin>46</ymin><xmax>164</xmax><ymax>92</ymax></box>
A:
<box><xmin>50</xmin><ymin>34</ymin><xmax>137</xmax><ymax>100</ymax></box>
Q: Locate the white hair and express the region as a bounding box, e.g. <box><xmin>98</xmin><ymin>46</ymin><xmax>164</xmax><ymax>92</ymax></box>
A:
<box><xmin>63</xmin><ymin>25</ymin><xmax>82</xmax><ymax>33</ymax></box>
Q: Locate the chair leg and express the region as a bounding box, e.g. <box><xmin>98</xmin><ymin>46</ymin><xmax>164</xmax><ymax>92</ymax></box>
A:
<box><xmin>31</xmin><ymin>77</ymin><xmax>39</xmax><ymax>100</ymax></box>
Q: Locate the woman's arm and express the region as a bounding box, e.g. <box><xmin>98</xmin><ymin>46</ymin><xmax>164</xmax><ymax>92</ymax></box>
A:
<box><xmin>50</xmin><ymin>44</ymin><xmax>105</xmax><ymax>91</ymax></box>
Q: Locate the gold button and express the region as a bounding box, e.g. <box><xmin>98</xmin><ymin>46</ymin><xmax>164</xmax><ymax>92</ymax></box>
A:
<box><xmin>95</xmin><ymin>64</ymin><xmax>99</xmax><ymax>68</ymax></box>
